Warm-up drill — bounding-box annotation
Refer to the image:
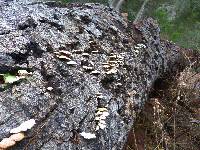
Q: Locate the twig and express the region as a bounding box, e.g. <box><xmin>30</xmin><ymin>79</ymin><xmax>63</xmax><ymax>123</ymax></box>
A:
<box><xmin>173</xmin><ymin>90</ymin><xmax>180</xmax><ymax>150</ymax></box>
<box><xmin>134</xmin><ymin>0</ymin><xmax>149</xmax><ymax>23</ymax></box>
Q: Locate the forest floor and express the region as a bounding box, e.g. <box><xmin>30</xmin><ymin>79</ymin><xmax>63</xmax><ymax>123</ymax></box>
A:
<box><xmin>124</xmin><ymin>64</ymin><xmax>200</xmax><ymax>150</ymax></box>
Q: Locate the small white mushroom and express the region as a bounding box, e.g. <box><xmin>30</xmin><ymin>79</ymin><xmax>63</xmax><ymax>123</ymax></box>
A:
<box><xmin>9</xmin><ymin>133</ymin><xmax>25</xmax><ymax>142</ymax></box>
<box><xmin>53</xmin><ymin>52</ymin><xmax>60</xmax><ymax>55</ymax></box>
<box><xmin>117</xmin><ymin>61</ymin><xmax>123</xmax><ymax>64</ymax></box>
<box><xmin>91</xmin><ymin>51</ymin><xmax>99</xmax><ymax>54</ymax></box>
<box><xmin>82</xmin><ymin>53</ymin><xmax>90</xmax><ymax>57</ymax></box>
<box><xmin>0</xmin><ymin>138</ymin><xmax>16</xmax><ymax>149</ymax></box>
<box><xmin>99</xmin><ymin>120</ymin><xmax>106</xmax><ymax>125</ymax></box>
<box><xmin>95</xmin><ymin>112</ymin><xmax>109</xmax><ymax>120</ymax></box>
<box><xmin>109</xmin><ymin>55</ymin><xmax>117</xmax><ymax>59</ymax></box>
<box><xmin>95</xmin><ymin>107</ymin><xmax>109</xmax><ymax>131</ymax></box>
<box><xmin>110</xmin><ymin>64</ymin><xmax>116</xmax><ymax>67</ymax></box>
<box><xmin>95</xmin><ymin>117</ymin><xmax>101</xmax><ymax>121</ymax></box>
<box><xmin>117</xmin><ymin>55</ymin><xmax>124</xmax><ymax>60</ymax></box>
<box><xmin>98</xmin><ymin>123</ymin><xmax>106</xmax><ymax>129</ymax></box>
<box><xmin>134</xmin><ymin>46</ymin><xmax>140</xmax><ymax>49</ymax></box>
<box><xmin>134</xmin><ymin>49</ymin><xmax>139</xmax><ymax>54</ymax></box>
<box><xmin>72</xmin><ymin>50</ymin><xmax>84</xmax><ymax>54</ymax></box>
<box><xmin>116</xmin><ymin>83</ymin><xmax>122</xmax><ymax>86</ymax></box>
<box><xmin>95</xmin><ymin>126</ymin><xmax>100</xmax><ymax>131</ymax></box>
<box><xmin>96</xmin><ymin>115</ymin><xmax>106</xmax><ymax>120</ymax></box>
<box><xmin>88</xmin><ymin>41</ymin><xmax>93</xmax><ymax>44</ymax></box>
<box><xmin>47</xmin><ymin>87</ymin><xmax>53</xmax><ymax>91</ymax></box>
<box><xmin>95</xmin><ymin>111</ymin><xmax>103</xmax><ymax>116</ymax></box>
<box><xmin>90</xmin><ymin>70</ymin><xmax>100</xmax><ymax>75</ymax></box>
<box><xmin>97</xmin><ymin>95</ymin><xmax>104</xmax><ymax>99</ymax></box>
<box><xmin>0</xmin><ymin>133</ymin><xmax>25</xmax><ymax>149</ymax></box>
<box><xmin>103</xmin><ymin>64</ymin><xmax>111</xmax><ymax>69</ymax></box>
<box><xmin>80</xmin><ymin>132</ymin><xmax>96</xmax><ymax>139</ymax></box>
<box><xmin>108</xmin><ymin>61</ymin><xmax>118</xmax><ymax>64</ymax></box>
<box><xmin>97</xmin><ymin>108</ymin><xmax>107</xmax><ymax>112</ymax></box>
<box><xmin>83</xmin><ymin>66</ymin><xmax>93</xmax><ymax>71</ymax></box>
<box><xmin>137</xmin><ymin>43</ymin><xmax>146</xmax><ymax>48</ymax></box>
<box><xmin>106</xmin><ymin>68</ymin><xmax>117</xmax><ymax>74</ymax></box>
<box><xmin>102</xmin><ymin>111</ymin><xmax>109</xmax><ymax>117</ymax></box>
<box><xmin>59</xmin><ymin>50</ymin><xmax>72</xmax><ymax>56</ymax></box>
<box><xmin>67</xmin><ymin>61</ymin><xmax>77</xmax><ymax>65</ymax></box>
<box><xmin>57</xmin><ymin>55</ymin><xmax>71</xmax><ymax>60</ymax></box>
<box><xmin>18</xmin><ymin>70</ymin><xmax>32</xmax><ymax>76</ymax></box>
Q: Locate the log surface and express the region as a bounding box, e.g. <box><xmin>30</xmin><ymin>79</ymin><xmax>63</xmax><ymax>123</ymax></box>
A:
<box><xmin>0</xmin><ymin>0</ymin><xmax>193</xmax><ymax>149</ymax></box>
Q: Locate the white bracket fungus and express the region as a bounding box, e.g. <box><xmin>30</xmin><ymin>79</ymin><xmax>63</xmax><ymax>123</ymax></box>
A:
<box><xmin>83</xmin><ymin>66</ymin><xmax>94</xmax><ymax>71</ymax></box>
<box><xmin>10</xmin><ymin>119</ymin><xmax>36</xmax><ymax>134</ymax></box>
<box><xmin>57</xmin><ymin>55</ymin><xmax>71</xmax><ymax>60</ymax></box>
<box><xmin>82</xmin><ymin>53</ymin><xmax>90</xmax><ymax>57</ymax></box>
<box><xmin>54</xmin><ymin>50</ymin><xmax>72</xmax><ymax>61</ymax></box>
<box><xmin>80</xmin><ymin>132</ymin><xmax>96</xmax><ymax>139</ymax></box>
<box><xmin>0</xmin><ymin>133</ymin><xmax>25</xmax><ymax>149</ymax></box>
<box><xmin>67</xmin><ymin>60</ymin><xmax>77</xmax><ymax>65</ymax></box>
<box><xmin>47</xmin><ymin>87</ymin><xmax>53</xmax><ymax>91</ymax></box>
<box><xmin>90</xmin><ymin>70</ymin><xmax>100</xmax><ymax>75</ymax></box>
<box><xmin>0</xmin><ymin>119</ymin><xmax>35</xmax><ymax>149</ymax></box>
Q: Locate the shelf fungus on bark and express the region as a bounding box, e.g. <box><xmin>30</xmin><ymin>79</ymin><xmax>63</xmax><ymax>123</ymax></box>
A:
<box><xmin>82</xmin><ymin>53</ymin><xmax>90</xmax><ymax>57</ymax></box>
<box><xmin>17</xmin><ymin>70</ymin><xmax>32</xmax><ymax>77</ymax></box>
<box><xmin>95</xmin><ymin>107</ymin><xmax>109</xmax><ymax>131</ymax></box>
<box><xmin>0</xmin><ymin>133</ymin><xmax>25</xmax><ymax>149</ymax></box>
<box><xmin>102</xmin><ymin>53</ymin><xmax>124</xmax><ymax>75</ymax></box>
<box><xmin>67</xmin><ymin>60</ymin><xmax>77</xmax><ymax>65</ymax></box>
<box><xmin>90</xmin><ymin>70</ymin><xmax>101</xmax><ymax>75</ymax></box>
<box><xmin>83</xmin><ymin>66</ymin><xmax>94</xmax><ymax>72</ymax></box>
<box><xmin>10</xmin><ymin>119</ymin><xmax>36</xmax><ymax>134</ymax></box>
<box><xmin>0</xmin><ymin>119</ymin><xmax>36</xmax><ymax>149</ymax></box>
<box><xmin>80</xmin><ymin>132</ymin><xmax>96</xmax><ymax>139</ymax></box>
<box><xmin>54</xmin><ymin>50</ymin><xmax>72</xmax><ymax>61</ymax></box>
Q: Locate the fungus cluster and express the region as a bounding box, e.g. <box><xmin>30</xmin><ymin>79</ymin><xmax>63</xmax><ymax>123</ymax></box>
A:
<box><xmin>17</xmin><ymin>70</ymin><xmax>32</xmax><ymax>77</ymax></box>
<box><xmin>103</xmin><ymin>53</ymin><xmax>124</xmax><ymax>74</ymax></box>
<box><xmin>79</xmin><ymin>132</ymin><xmax>96</xmax><ymax>139</ymax></box>
<box><xmin>54</xmin><ymin>50</ymin><xmax>72</xmax><ymax>60</ymax></box>
<box><xmin>0</xmin><ymin>119</ymin><xmax>35</xmax><ymax>149</ymax></box>
<box><xmin>82</xmin><ymin>62</ymin><xmax>101</xmax><ymax>76</ymax></box>
<box><xmin>0</xmin><ymin>133</ymin><xmax>25</xmax><ymax>149</ymax></box>
<box><xmin>90</xmin><ymin>70</ymin><xmax>100</xmax><ymax>75</ymax></box>
<box><xmin>82</xmin><ymin>52</ymin><xmax>90</xmax><ymax>57</ymax></box>
<box><xmin>95</xmin><ymin>107</ymin><xmax>109</xmax><ymax>131</ymax></box>
<box><xmin>54</xmin><ymin>50</ymin><xmax>77</xmax><ymax>65</ymax></box>
<box><xmin>83</xmin><ymin>65</ymin><xmax>94</xmax><ymax>72</ymax></box>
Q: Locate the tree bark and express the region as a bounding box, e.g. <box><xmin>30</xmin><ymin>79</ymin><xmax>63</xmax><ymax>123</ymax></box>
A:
<box><xmin>0</xmin><ymin>0</ymin><xmax>196</xmax><ymax>150</ymax></box>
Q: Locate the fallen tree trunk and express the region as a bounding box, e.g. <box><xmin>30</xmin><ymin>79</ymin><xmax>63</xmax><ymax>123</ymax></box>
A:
<box><xmin>0</xmin><ymin>0</ymin><xmax>196</xmax><ymax>149</ymax></box>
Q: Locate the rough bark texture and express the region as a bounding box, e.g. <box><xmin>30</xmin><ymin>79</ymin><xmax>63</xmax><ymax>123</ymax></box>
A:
<box><xmin>0</xmin><ymin>0</ymin><xmax>194</xmax><ymax>150</ymax></box>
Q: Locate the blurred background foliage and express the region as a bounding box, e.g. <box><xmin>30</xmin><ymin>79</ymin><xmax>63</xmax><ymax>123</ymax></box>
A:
<box><xmin>59</xmin><ymin>0</ymin><xmax>200</xmax><ymax>50</ymax></box>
